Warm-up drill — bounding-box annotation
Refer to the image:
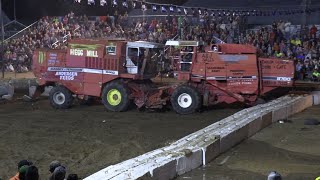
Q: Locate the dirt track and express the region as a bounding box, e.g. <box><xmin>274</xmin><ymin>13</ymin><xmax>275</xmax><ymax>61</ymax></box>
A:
<box><xmin>0</xmin><ymin>98</ymin><xmax>241</xmax><ymax>179</ymax></box>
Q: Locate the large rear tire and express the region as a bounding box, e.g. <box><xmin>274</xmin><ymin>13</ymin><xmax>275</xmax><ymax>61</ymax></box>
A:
<box><xmin>49</xmin><ymin>86</ymin><xmax>74</xmax><ymax>109</ymax></box>
<box><xmin>170</xmin><ymin>85</ymin><xmax>201</xmax><ymax>115</ymax></box>
<box><xmin>101</xmin><ymin>81</ymin><xmax>130</xmax><ymax>112</ymax></box>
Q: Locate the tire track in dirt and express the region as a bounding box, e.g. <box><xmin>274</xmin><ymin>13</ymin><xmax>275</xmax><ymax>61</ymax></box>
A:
<box><xmin>0</xmin><ymin>99</ymin><xmax>242</xmax><ymax>179</ymax></box>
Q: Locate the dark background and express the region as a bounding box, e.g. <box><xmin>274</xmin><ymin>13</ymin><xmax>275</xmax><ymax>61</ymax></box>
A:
<box><xmin>2</xmin><ymin>0</ymin><xmax>188</xmax><ymax>21</ymax></box>
<box><xmin>2</xmin><ymin>0</ymin><xmax>320</xmax><ymax>24</ymax></box>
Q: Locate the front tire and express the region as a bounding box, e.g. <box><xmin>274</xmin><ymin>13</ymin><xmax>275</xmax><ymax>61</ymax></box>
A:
<box><xmin>49</xmin><ymin>86</ymin><xmax>74</xmax><ymax>109</ymax></box>
<box><xmin>101</xmin><ymin>81</ymin><xmax>130</xmax><ymax>112</ymax></box>
<box><xmin>170</xmin><ymin>85</ymin><xmax>201</xmax><ymax>114</ymax></box>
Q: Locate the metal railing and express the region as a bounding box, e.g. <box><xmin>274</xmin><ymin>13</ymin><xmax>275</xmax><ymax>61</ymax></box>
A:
<box><xmin>50</xmin><ymin>26</ymin><xmax>80</xmax><ymax>49</ymax></box>
<box><xmin>3</xmin><ymin>21</ymin><xmax>38</xmax><ymax>43</ymax></box>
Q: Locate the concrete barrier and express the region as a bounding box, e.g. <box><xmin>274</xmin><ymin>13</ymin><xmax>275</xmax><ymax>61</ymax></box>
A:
<box><xmin>85</xmin><ymin>94</ymin><xmax>315</xmax><ymax>180</ymax></box>
<box><xmin>311</xmin><ymin>91</ymin><xmax>320</xmax><ymax>105</ymax></box>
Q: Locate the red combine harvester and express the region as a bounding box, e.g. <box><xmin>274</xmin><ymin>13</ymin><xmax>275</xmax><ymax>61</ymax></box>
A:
<box><xmin>32</xmin><ymin>39</ymin><xmax>295</xmax><ymax>114</ymax></box>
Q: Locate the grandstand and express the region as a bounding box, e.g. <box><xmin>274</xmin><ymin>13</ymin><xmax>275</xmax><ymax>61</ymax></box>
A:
<box><xmin>1</xmin><ymin>0</ymin><xmax>320</xmax><ymax>80</ymax></box>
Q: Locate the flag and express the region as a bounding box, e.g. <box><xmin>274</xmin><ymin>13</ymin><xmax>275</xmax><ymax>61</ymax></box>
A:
<box><xmin>112</xmin><ymin>0</ymin><xmax>117</xmax><ymax>6</ymax></box>
<box><xmin>192</xmin><ymin>8</ymin><xmax>195</xmax><ymax>14</ymax></box>
<box><xmin>177</xmin><ymin>7</ymin><xmax>181</xmax><ymax>13</ymax></box>
<box><xmin>100</xmin><ymin>0</ymin><xmax>106</xmax><ymax>6</ymax></box>
<box><xmin>152</xmin><ymin>5</ymin><xmax>157</xmax><ymax>11</ymax></box>
<box><xmin>170</xmin><ymin>6</ymin><xmax>174</xmax><ymax>12</ymax></box>
<box><xmin>184</xmin><ymin>8</ymin><xmax>188</xmax><ymax>15</ymax></box>
<box><xmin>132</xmin><ymin>1</ymin><xmax>136</xmax><ymax>8</ymax></box>
<box><xmin>122</xmin><ymin>1</ymin><xmax>128</xmax><ymax>8</ymax></box>
<box><xmin>161</xmin><ymin>6</ymin><xmax>167</xmax><ymax>13</ymax></box>
<box><xmin>88</xmin><ymin>0</ymin><xmax>95</xmax><ymax>5</ymax></box>
<box><xmin>142</xmin><ymin>4</ymin><xmax>147</xmax><ymax>11</ymax></box>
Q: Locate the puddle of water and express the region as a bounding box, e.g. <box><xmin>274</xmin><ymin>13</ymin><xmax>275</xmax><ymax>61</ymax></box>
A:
<box><xmin>177</xmin><ymin>106</ymin><xmax>320</xmax><ymax>180</ymax></box>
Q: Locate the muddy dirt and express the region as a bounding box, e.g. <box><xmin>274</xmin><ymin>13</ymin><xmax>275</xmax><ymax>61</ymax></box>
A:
<box><xmin>0</xmin><ymin>98</ymin><xmax>241</xmax><ymax>179</ymax></box>
<box><xmin>178</xmin><ymin>105</ymin><xmax>320</xmax><ymax>180</ymax></box>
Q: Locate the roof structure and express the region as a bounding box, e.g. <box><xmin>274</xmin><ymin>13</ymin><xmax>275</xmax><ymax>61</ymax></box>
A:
<box><xmin>165</xmin><ymin>41</ymin><xmax>200</xmax><ymax>47</ymax></box>
<box><xmin>127</xmin><ymin>41</ymin><xmax>165</xmax><ymax>48</ymax></box>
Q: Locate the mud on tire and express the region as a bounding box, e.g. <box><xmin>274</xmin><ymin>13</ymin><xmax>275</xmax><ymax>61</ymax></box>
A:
<box><xmin>49</xmin><ymin>86</ymin><xmax>74</xmax><ymax>109</ymax></box>
<box><xmin>102</xmin><ymin>81</ymin><xmax>130</xmax><ymax>112</ymax></box>
<box><xmin>170</xmin><ymin>85</ymin><xmax>201</xmax><ymax>115</ymax></box>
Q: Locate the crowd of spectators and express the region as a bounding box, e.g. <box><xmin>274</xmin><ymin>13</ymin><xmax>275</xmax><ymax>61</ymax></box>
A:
<box><xmin>2</xmin><ymin>10</ymin><xmax>320</xmax><ymax>81</ymax></box>
<box><xmin>242</xmin><ymin>22</ymin><xmax>320</xmax><ymax>81</ymax></box>
<box><xmin>1</xmin><ymin>11</ymin><xmax>239</xmax><ymax>72</ymax></box>
<box><xmin>8</xmin><ymin>159</ymin><xmax>78</xmax><ymax>180</ymax></box>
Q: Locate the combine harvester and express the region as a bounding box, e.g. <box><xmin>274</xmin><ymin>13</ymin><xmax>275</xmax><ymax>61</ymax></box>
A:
<box><xmin>32</xmin><ymin>38</ymin><xmax>296</xmax><ymax>114</ymax></box>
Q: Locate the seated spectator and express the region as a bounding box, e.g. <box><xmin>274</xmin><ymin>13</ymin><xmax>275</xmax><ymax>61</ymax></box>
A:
<box><xmin>49</xmin><ymin>160</ymin><xmax>61</xmax><ymax>173</ymax></box>
<box><xmin>67</xmin><ymin>174</ymin><xmax>79</xmax><ymax>180</ymax></box>
<box><xmin>312</xmin><ymin>69</ymin><xmax>320</xmax><ymax>81</ymax></box>
<box><xmin>25</xmin><ymin>166</ymin><xmax>39</xmax><ymax>180</ymax></box>
<box><xmin>10</xmin><ymin>160</ymin><xmax>33</xmax><ymax>180</ymax></box>
<box><xmin>49</xmin><ymin>166</ymin><xmax>66</xmax><ymax>180</ymax></box>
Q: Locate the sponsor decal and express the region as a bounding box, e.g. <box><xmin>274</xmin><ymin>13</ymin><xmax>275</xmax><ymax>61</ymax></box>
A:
<box><xmin>69</xmin><ymin>43</ymin><xmax>101</xmax><ymax>50</ymax></box>
<box><xmin>48</xmin><ymin>67</ymin><xmax>83</xmax><ymax>72</ymax></box>
<box><xmin>69</xmin><ymin>44</ymin><xmax>101</xmax><ymax>57</ymax></box>
<box><xmin>276</xmin><ymin>77</ymin><xmax>291</xmax><ymax>81</ymax></box>
<box><xmin>70</xmin><ymin>49</ymin><xmax>98</xmax><ymax>57</ymax></box>
<box><xmin>48</xmin><ymin>53</ymin><xmax>59</xmax><ymax>66</ymax></box>
<box><xmin>86</xmin><ymin>50</ymin><xmax>98</xmax><ymax>57</ymax></box>
<box><xmin>38</xmin><ymin>51</ymin><xmax>46</xmax><ymax>64</ymax></box>
<box><xmin>70</xmin><ymin>49</ymin><xmax>84</xmax><ymax>56</ymax></box>
<box><xmin>263</xmin><ymin>76</ymin><xmax>293</xmax><ymax>81</ymax></box>
<box><xmin>48</xmin><ymin>67</ymin><xmax>118</xmax><ymax>76</ymax></box>
<box><xmin>219</xmin><ymin>55</ymin><xmax>249</xmax><ymax>62</ymax></box>
<box><xmin>49</xmin><ymin>53</ymin><xmax>57</xmax><ymax>57</ymax></box>
<box><xmin>104</xmin><ymin>70</ymin><xmax>118</xmax><ymax>75</ymax></box>
<box><xmin>55</xmin><ymin>71</ymin><xmax>78</xmax><ymax>81</ymax></box>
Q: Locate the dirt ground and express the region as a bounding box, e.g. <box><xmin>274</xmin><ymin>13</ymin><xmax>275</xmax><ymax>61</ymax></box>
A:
<box><xmin>0</xmin><ymin>97</ymin><xmax>241</xmax><ymax>179</ymax></box>
<box><xmin>178</xmin><ymin>105</ymin><xmax>320</xmax><ymax>180</ymax></box>
<box><xmin>0</xmin><ymin>72</ymin><xmax>35</xmax><ymax>80</ymax></box>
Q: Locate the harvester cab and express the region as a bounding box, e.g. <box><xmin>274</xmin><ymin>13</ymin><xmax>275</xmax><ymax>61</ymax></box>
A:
<box><xmin>125</xmin><ymin>41</ymin><xmax>164</xmax><ymax>77</ymax></box>
<box><xmin>165</xmin><ymin>40</ymin><xmax>197</xmax><ymax>71</ymax></box>
<box><xmin>165</xmin><ymin>40</ymin><xmax>206</xmax><ymax>80</ymax></box>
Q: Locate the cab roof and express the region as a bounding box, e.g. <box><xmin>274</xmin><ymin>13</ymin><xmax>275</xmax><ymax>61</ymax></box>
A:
<box><xmin>127</xmin><ymin>41</ymin><xmax>164</xmax><ymax>48</ymax></box>
<box><xmin>165</xmin><ymin>40</ymin><xmax>200</xmax><ymax>47</ymax></box>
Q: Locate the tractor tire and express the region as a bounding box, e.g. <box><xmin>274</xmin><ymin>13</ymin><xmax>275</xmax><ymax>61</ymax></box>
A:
<box><xmin>170</xmin><ymin>85</ymin><xmax>201</xmax><ymax>115</ymax></box>
<box><xmin>101</xmin><ymin>81</ymin><xmax>130</xmax><ymax>112</ymax></box>
<box><xmin>49</xmin><ymin>86</ymin><xmax>74</xmax><ymax>109</ymax></box>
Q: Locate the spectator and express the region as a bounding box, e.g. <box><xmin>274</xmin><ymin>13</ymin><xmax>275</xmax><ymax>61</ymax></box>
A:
<box><xmin>67</xmin><ymin>174</ymin><xmax>79</xmax><ymax>180</ymax></box>
<box><xmin>10</xmin><ymin>160</ymin><xmax>33</xmax><ymax>180</ymax></box>
<box><xmin>49</xmin><ymin>160</ymin><xmax>61</xmax><ymax>173</ymax></box>
<box><xmin>49</xmin><ymin>166</ymin><xmax>66</xmax><ymax>180</ymax></box>
<box><xmin>25</xmin><ymin>166</ymin><xmax>39</xmax><ymax>180</ymax></box>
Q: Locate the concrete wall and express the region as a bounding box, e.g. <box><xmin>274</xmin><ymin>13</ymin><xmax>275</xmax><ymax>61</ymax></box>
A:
<box><xmin>84</xmin><ymin>93</ymin><xmax>319</xmax><ymax>180</ymax></box>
